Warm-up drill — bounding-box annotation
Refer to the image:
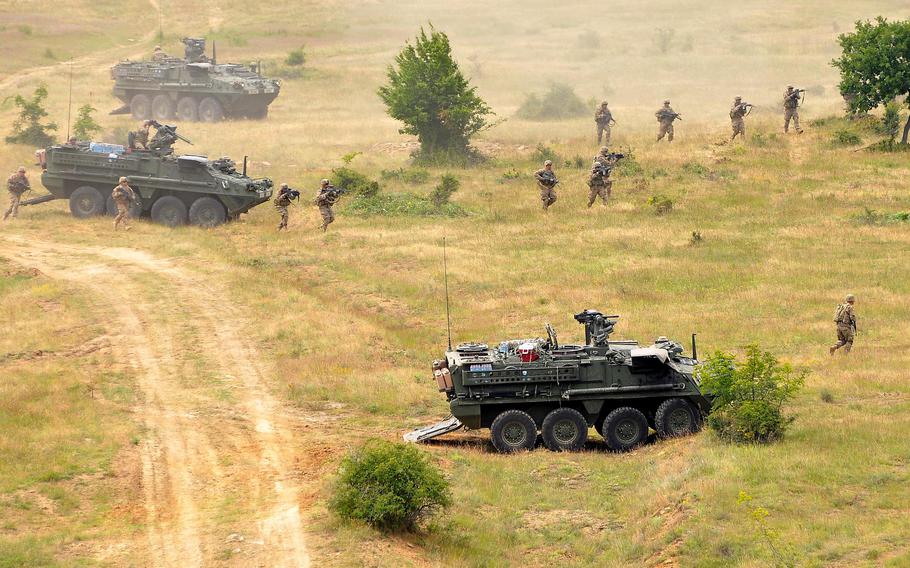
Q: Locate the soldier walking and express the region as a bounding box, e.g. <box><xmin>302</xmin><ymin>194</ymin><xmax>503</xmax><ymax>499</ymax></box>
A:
<box><xmin>274</xmin><ymin>183</ymin><xmax>294</xmax><ymax>231</ymax></box>
<box><xmin>587</xmin><ymin>147</ymin><xmax>617</xmax><ymax>207</ymax></box>
<box><xmin>534</xmin><ymin>160</ymin><xmax>558</xmax><ymax>211</ymax></box>
<box><xmin>830</xmin><ymin>294</ymin><xmax>857</xmax><ymax>355</ymax></box>
<box><xmin>783</xmin><ymin>86</ymin><xmax>804</xmax><ymax>134</ymax></box>
<box><xmin>730</xmin><ymin>96</ymin><xmax>751</xmax><ymax>141</ymax></box>
<box><xmin>315</xmin><ymin>179</ymin><xmax>344</xmax><ymax>232</ymax></box>
<box><xmin>3</xmin><ymin>167</ymin><xmax>30</xmax><ymax>221</ymax></box>
<box><xmin>111</xmin><ymin>177</ymin><xmax>137</xmax><ymax>230</ymax></box>
<box><xmin>656</xmin><ymin>100</ymin><xmax>680</xmax><ymax>142</ymax></box>
<box><xmin>595</xmin><ymin>101</ymin><xmax>615</xmax><ymax>145</ymax></box>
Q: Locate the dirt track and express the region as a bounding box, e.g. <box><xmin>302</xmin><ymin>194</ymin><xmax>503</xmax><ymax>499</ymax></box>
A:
<box><xmin>3</xmin><ymin>237</ymin><xmax>311</xmax><ymax>567</ymax></box>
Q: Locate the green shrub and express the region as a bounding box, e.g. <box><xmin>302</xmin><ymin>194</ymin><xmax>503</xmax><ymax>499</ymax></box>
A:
<box><xmin>330</xmin><ymin>440</ymin><xmax>452</xmax><ymax>531</ymax></box>
<box><xmin>853</xmin><ymin>207</ymin><xmax>910</xmax><ymax>225</ymax></box>
<box><xmin>331</xmin><ymin>167</ymin><xmax>380</xmax><ymax>198</ymax></box>
<box><xmin>617</xmin><ymin>154</ymin><xmax>643</xmax><ymax>176</ymax></box>
<box><xmin>698</xmin><ymin>345</ymin><xmax>806</xmax><ymax>444</ymax></box>
<box><xmin>832</xmin><ymin>129</ymin><xmax>862</xmax><ymax>146</ymax></box>
<box><xmin>881</xmin><ymin>101</ymin><xmax>901</xmax><ymax>143</ymax></box>
<box><xmin>72</xmin><ymin>104</ymin><xmax>102</xmax><ymax>140</ymax></box>
<box><xmin>430</xmin><ymin>174</ymin><xmax>460</xmax><ymax>207</ymax></box>
<box><xmin>499</xmin><ymin>167</ymin><xmax>522</xmax><ymax>182</ymax></box>
<box><xmin>682</xmin><ymin>161</ymin><xmax>710</xmax><ymax>177</ymax></box>
<box><xmin>647</xmin><ymin>194</ymin><xmax>674</xmax><ymax>215</ymax></box>
<box><xmin>380</xmin><ymin>167</ymin><xmax>430</xmax><ymax>184</ymax></box>
<box><xmin>689</xmin><ymin>230</ymin><xmax>703</xmax><ymax>245</ymax></box>
<box><xmin>347</xmin><ymin>193</ymin><xmax>468</xmax><ymax>217</ymax></box>
<box><xmin>285</xmin><ymin>46</ymin><xmax>306</xmax><ymax>66</ymax></box>
<box><xmin>516</xmin><ymin>84</ymin><xmax>588</xmax><ymax>120</ymax></box>
<box><xmin>820</xmin><ymin>389</ymin><xmax>835</xmax><ymax>404</ymax></box>
<box><xmin>532</xmin><ymin>143</ymin><xmax>559</xmax><ymax>164</ymax></box>
<box><xmin>5</xmin><ymin>85</ymin><xmax>57</xmax><ymax>146</ymax></box>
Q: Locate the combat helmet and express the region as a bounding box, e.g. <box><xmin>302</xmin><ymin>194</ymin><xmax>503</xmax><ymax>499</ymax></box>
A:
<box><xmin>845</xmin><ymin>294</ymin><xmax>856</xmax><ymax>303</ymax></box>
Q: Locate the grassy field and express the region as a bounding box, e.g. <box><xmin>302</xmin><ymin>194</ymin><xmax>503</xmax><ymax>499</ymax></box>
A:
<box><xmin>2</xmin><ymin>0</ymin><xmax>910</xmax><ymax>566</ymax></box>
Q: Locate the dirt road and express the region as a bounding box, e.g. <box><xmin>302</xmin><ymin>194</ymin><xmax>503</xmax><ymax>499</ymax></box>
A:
<box><xmin>3</xmin><ymin>237</ymin><xmax>311</xmax><ymax>567</ymax></box>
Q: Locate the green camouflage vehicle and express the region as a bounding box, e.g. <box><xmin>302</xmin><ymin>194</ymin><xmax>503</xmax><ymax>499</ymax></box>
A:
<box><xmin>405</xmin><ymin>309</ymin><xmax>710</xmax><ymax>453</ymax></box>
<box><xmin>25</xmin><ymin>126</ymin><xmax>272</xmax><ymax>227</ymax></box>
<box><xmin>110</xmin><ymin>38</ymin><xmax>280</xmax><ymax>122</ymax></box>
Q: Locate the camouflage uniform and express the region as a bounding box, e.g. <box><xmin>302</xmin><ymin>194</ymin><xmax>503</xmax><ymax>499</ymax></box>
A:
<box><xmin>783</xmin><ymin>87</ymin><xmax>803</xmax><ymax>133</ymax></box>
<box><xmin>3</xmin><ymin>169</ymin><xmax>29</xmax><ymax>221</ymax></box>
<box><xmin>656</xmin><ymin>101</ymin><xmax>678</xmax><ymax>142</ymax></box>
<box><xmin>315</xmin><ymin>180</ymin><xmax>342</xmax><ymax>231</ymax></box>
<box><xmin>595</xmin><ymin>102</ymin><xmax>613</xmax><ymax>145</ymax></box>
<box><xmin>534</xmin><ymin>162</ymin><xmax>558</xmax><ymax>210</ymax></box>
<box><xmin>152</xmin><ymin>46</ymin><xmax>167</xmax><ymax>61</ymax></box>
<box><xmin>274</xmin><ymin>184</ymin><xmax>293</xmax><ymax>231</ymax></box>
<box><xmin>587</xmin><ymin>148</ymin><xmax>615</xmax><ymax>207</ymax></box>
<box><xmin>130</xmin><ymin>122</ymin><xmax>151</xmax><ymax>150</ymax></box>
<box><xmin>111</xmin><ymin>178</ymin><xmax>136</xmax><ymax>230</ymax></box>
<box><xmin>730</xmin><ymin>97</ymin><xmax>748</xmax><ymax>140</ymax></box>
<box><xmin>830</xmin><ymin>295</ymin><xmax>857</xmax><ymax>354</ymax></box>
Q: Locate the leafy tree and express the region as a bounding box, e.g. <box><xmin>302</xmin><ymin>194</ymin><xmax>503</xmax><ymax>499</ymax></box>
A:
<box><xmin>378</xmin><ymin>26</ymin><xmax>493</xmax><ymax>158</ymax></box>
<box><xmin>5</xmin><ymin>85</ymin><xmax>58</xmax><ymax>146</ymax></box>
<box><xmin>72</xmin><ymin>104</ymin><xmax>102</xmax><ymax>140</ymax></box>
<box><xmin>698</xmin><ymin>345</ymin><xmax>806</xmax><ymax>444</ymax></box>
<box><xmin>515</xmin><ymin>84</ymin><xmax>588</xmax><ymax>120</ymax></box>
<box><xmin>832</xmin><ymin>18</ymin><xmax>910</xmax><ymax>143</ymax></box>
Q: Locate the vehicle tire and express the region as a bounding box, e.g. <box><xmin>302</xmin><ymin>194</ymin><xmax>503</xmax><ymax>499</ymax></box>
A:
<box><xmin>490</xmin><ymin>409</ymin><xmax>537</xmax><ymax>453</ymax></box>
<box><xmin>188</xmin><ymin>197</ymin><xmax>226</xmax><ymax>227</ymax></box>
<box><xmin>246</xmin><ymin>106</ymin><xmax>268</xmax><ymax>120</ymax></box>
<box><xmin>151</xmin><ymin>94</ymin><xmax>175</xmax><ymax>121</ymax></box>
<box><xmin>130</xmin><ymin>94</ymin><xmax>151</xmax><ymax>120</ymax></box>
<box><xmin>198</xmin><ymin>97</ymin><xmax>224</xmax><ymax>122</ymax></box>
<box><xmin>601</xmin><ymin>407</ymin><xmax>649</xmax><ymax>452</ymax></box>
<box><xmin>176</xmin><ymin>96</ymin><xmax>199</xmax><ymax>122</ymax></box>
<box><xmin>541</xmin><ymin>408</ymin><xmax>588</xmax><ymax>452</ymax></box>
<box><xmin>654</xmin><ymin>398</ymin><xmax>702</xmax><ymax>439</ymax></box>
<box><xmin>105</xmin><ymin>195</ymin><xmax>142</xmax><ymax>218</ymax></box>
<box><xmin>69</xmin><ymin>186</ymin><xmax>105</xmax><ymax>218</ymax></box>
<box><xmin>150</xmin><ymin>195</ymin><xmax>187</xmax><ymax>227</ymax></box>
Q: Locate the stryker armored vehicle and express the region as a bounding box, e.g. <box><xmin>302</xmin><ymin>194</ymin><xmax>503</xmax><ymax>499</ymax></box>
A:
<box><xmin>110</xmin><ymin>37</ymin><xmax>280</xmax><ymax>122</ymax></box>
<box><xmin>405</xmin><ymin>309</ymin><xmax>711</xmax><ymax>453</ymax></box>
<box><xmin>24</xmin><ymin>126</ymin><xmax>272</xmax><ymax>227</ymax></box>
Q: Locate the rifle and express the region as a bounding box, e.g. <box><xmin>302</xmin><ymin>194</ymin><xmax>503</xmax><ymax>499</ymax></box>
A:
<box><xmin>786</xmin><ymin>89</ymin><xmax>806</xmax><ymax>105</ymax></box>
<box><xmin>536</xmin><ymin>171</ymin><xmax>558</xmax><ymax>188</ymax></box>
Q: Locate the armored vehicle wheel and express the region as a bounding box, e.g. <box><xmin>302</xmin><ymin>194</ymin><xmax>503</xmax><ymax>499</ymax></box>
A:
<box><xmin>654</xmin><ymin>398</ymin><xmax>701</xmax><ymax>438</ymax></box>
<box><xmin>69</xmin><ymin>186</ymin><xmax>105</xmax><ymax>218</ymax></box>
<box><xmin>130</xmin><ymin>94</ymin><xmax>151</xmax><ymax>120</ymax></box>
<box><xmin>490</xmin><ymin>410</ymin><xmax>537</xmax><ymax>453</ymax></box>
<box><xmin>246</xmin><ymin>107</ymin><xmax>268</xmax><ymax>120</ymax></box>
<box><xmin>150</xmin><ymin>196</ymin><xmax>188</xmax><ymax>227</ymax></box>
<box><xmin>105</xmin><ymin>195</ymin><xmax>142</xmax><ymax>218</ymax></box>
<box><xmin>601</xmin><ymin>407</ymin><xmax>648</xmax><ymax>452</ymax></box>
<box><xmin>541</xmin><ymin>408</ymin><xmax>588</xmax><ymax>452</ymax></box>
<box><xmin>188</xmin><ymin>197</ymin><xmax>227</xmax><ymax>227</ymax></box>
<box><xmin>176</xmin><ymin>97</ymin><xmax>198</xmax><ymax>122</ymax></box>
<box><xmin>152</xmin><ymin>95</ymin><xmax>175</xmax><ymax>121</ymax></box>
<box><xmin>198</xmin><ymin>97</ymin><xmax>224</xmax><ymax>122</ymax></box>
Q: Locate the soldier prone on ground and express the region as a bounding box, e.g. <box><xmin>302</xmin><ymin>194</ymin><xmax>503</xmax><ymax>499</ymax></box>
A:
<box><xmin>783</xmin><ymin>86</ymin><xmax>805</xmax><ymax>134</ymax></box>
<box><xmin>3</xmin><ymin>167</ymin><xmax>30</xmax><ymax>221</ymax></box>
<box><xmin>595</xmin><ymin>101</ymin><xmax>615</xmax><ymax>146</ymax></box>
<box><xmin>315</xmin><ymin>179</ymin><xmax>345</xmax><ymax>232</ymax></box>
<box><xmin>534</xmin><ymin>160</ymin><xmax>558</xmax><ymax>211</ymax></box>
<box><xmin>730</xmin><ymin>96</ymin><xmax>752</xmax><ymax>141</ymax></box>
<box><xmin>112</xmin><ymin>177</ymin><xmax>137</xmax><ymax>230</ymax></box>
<box><xmin>656</xmin><ymin>100</ymin><xmax>681</xmax><ymax>142</ymax></box>
<box><xmin>830</xmin><ymin>294</ymin><xmax>857</xmax><ymax>355</ymax></box>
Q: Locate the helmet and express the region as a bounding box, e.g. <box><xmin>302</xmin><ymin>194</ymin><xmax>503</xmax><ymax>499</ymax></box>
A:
<box><xmin>845</xmin><ymin>294</ymin><xmax>856</xmax><ymax>303</ymax></box>
<box><xmin>119</xmin><ymin>176</ymin><xmax>128</xmax><ymax>183</ymax></box>
<box><xmin>154</xmin><ymin>45</ymin><xmax>162</xmax><ymax>50</ymax></box>
<box><xmin>735</xmin><ymin>96</ymin><xmax>742</xmax><ymax>101</ymax></box>
<box><xmin>280</xmin><ymin>183</ymin><xmax>288</xmax><ymax>189</ymax></box>
<box><xmin>663</xmin><ymin>99</ymin><xmax>671</xmax><ymax>104</ymax></box>
<box><xmin>601</xmin><ymin>100</ymin><xmax>608</xmax><ymax>106</ymax></box>
<box><xmin>787</xmin><ymin>85</ymin><xmax>794</xmax><ymax>89</ymax></box>
<box><xmin>544</xmin><ymin>160</ymin><xmax>552</xmax><ymax>166</ymax></box>
<box><xmin>600</xmin><ymin>146</ymin><xmax>609</xmax><ymax>154</ymax></box>
<box><xmin>321</xmin><ymin>178</ymin><xmax>330</xmax><ymax>185</ymax></box>
<box><xmin>143</xmin><ymin>120</ymin><xmax>154</xmax><ymax>127</ymax></box>
<box><xmin>17</xmin><ymin>166</ymin><xmax>26</xmax><ymax>173</ymax></box>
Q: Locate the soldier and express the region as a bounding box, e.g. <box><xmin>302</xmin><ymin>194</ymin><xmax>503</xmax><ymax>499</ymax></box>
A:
<box><xmin>656</xmin><ymin>100</ymin><xmax>680</xmax><ymax>142</ymax></box>
<box><xmin>315</xmin><ymin>179</ymin><xmax>344</xmax><ymax>232</ymax></box>
<box><xmin>595</xmin><ymin>101</ymin><xmax>615</xmax><ymax>145</ymax></box>
<box><xmin>730</xmin><ymin>96</ymin><xmax>751</xmax><ymax>141</ymax></box>
<box><xmin>830</xmin><ymin>294</ymin><xmax>857</xmax><ymax>355</ymax></box>
<box><xmin>3</xmin><ymin>167</ymin><xmax>30</xmax><ymax>221</ymax></box>
<box><xmin>111</xmin><ymin>177</ymin><xmax>137</xmax><ymax>230</ymax></box>
<box><xmin>152</xmin><ymin>45</ymin><xmax>168</xmax><ymax>61</ymax></box>
<box><xmin>274</xmin><ymin>183</ymin><xmax>294</xmax><ymax>231</ymax></box>
<box><xmin>783</xmin><ymin>86</ymin><xmax>804</xmax><ymax>134</ymax></box>
<box><xmin>534</xmin><ymin>160</ymin><xmax>558</xmax><ymax>211</ymax></box>
<box><xmin>129</xmin><ymin>120</ymin><xmax>154</xmax><ymax>150</ymax></box>
<box><xmin>587</xmin><ymin>147</ymin><xmax>616</xmax><ymax>207</ymax></box>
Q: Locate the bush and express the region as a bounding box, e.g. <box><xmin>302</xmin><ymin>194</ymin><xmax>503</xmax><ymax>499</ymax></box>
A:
<box><xmin>331</xmin><ymin>167</ymin><xmax>380</xmax><ymax>198</ymax></box>
<box><xmin>330</xmin><ymin>440</ymin><xmax>452</xmax><ymax>531</ymax></box>
<box><xmin>515</xmin><ymin>84</ymin><xmax>588</xmax><ymax>120</ymax></box>
<box><xmin>832</xmin><ymin>129</ymin><xmax>862</xmax><ymax>146</ymax></box>
<box><xmin>72</xmin><ymin>104</ymin><xmax>102</xmax><ymax>140</ymax></box>
<box><xmin>5</xmin><ymin>85</ymin><xmax>58</xmax><ymax>147</ymax></box>
<box><xmin>380</xmin><ymin>167</ymin><xmax>430</xmax><ymax>184</ymax></box>
<box><xmin>285</xmin><ymin>46</ymin><xmax>306</xmax><ymax>66</ymax></box>
<box><xmin>347</xmin><ymin>192</ymin><xmax>468</xmax><ymax>217</ymax></box>
<box><xmin>853</xmin><ymin>207</ymin><xmax>910</xmax><ymax>225</ymax></box>
<box><xmin>499</xmin><ymin>167</ymin><xmax>522</xmax><ymax>183</ymax></box>
<box><xmin>430</xmin><ymin>174</ymin><xmax>460</xmax><ymax>207</ymax></box>
<box><xmin>532</xmin><ymin>143</ymin><xmax>559</xmax><ymax>164</ymax></box>
<box><xmin>882</xmin><ymin>101</ymin><xmax>901</xmax><ymax>143</ymax></box>
<box><xmin>647</xmin><ymin>194</ymin><xmax>674</xmax><ymax>215</ymax></box>
<box><xmin>698</xmin><ymin>345</ymin><xmax>806</xmax><ymax>444</ymax></box>
<box><xmin>689</xmin><ymin>231</ymin><xmax>703</xmax><ymax>245</ymax></box>
<box><xmin>682</xmin><ymin>161</ymin><xmax>710</xmax><ymax>177</ymax></box>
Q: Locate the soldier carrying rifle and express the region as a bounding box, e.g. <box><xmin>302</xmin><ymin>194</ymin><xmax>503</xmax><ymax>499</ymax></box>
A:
<box><xmin>315</xmin><ymin>179</ymin><xmax>346</xmax><ymax>232</ymax></box>
<box><xmin>588</xmin><ymin>147</ymin><xmax>624</xmax><ymax>207</ymax></box>
<box><xmin>595</xmin><ymin>101</ymin><xmax>615</xmax><ymax>146</ymax></box>
<box><xmin>656</xmin><ymin>100</ymin><xmax>681</xmax><ymax>142</ymax></box>
<box><xmin>534</xmin><ymin>160</ymin><xmax>559</xmax><ymax>211</ymax></box>
<box><xmin>730</xmin><ymin>96</ymin><xmax>752</xmax><ymax>141</ymax></box>
<box><xmin>783</xmin><ymin>85</ymin><xmax>805</xmax><ymax>134</ymax></box>
<box><xmin>274</xmin><ymin>183</ymin><xmax>300</xmax><ymax>231</ymax></box>
<box><xmin>3</xmin><ymin>166</ymin><xmax>30</xmax><ymax>221</ymax></box>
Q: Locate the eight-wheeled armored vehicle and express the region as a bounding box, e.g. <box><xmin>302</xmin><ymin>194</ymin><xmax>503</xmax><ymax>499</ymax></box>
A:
<box><xmin>111</xmin><ymin>37</ymin><xmax>280</xmax><ymax>122</ymax></box>
<box><xmin>25</xmin><ymin>129</ymin><xmax>272</xmax><ymax>227</ymax></box>
<box><xmin>405</xmin><ymin>309</ymin><xmax>711</xmax><ymax>453</ymax></box>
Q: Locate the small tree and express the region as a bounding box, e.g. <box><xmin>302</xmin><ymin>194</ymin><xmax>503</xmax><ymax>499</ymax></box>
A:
<box><xmin>698</xmin><ymin>345</ymin><xmax>806</xmax><ymax>444</ymax></box>
<box><xmin>285</xmin><ymin>46</ymin><xmax>305</xmax><ymax>66</ymax></box>
<box><xmin>330</xmin><ymin>440</ymin><xmax>451</xmax><ymax>532</ymax></box>
<box><xmin>430</xmin><ymin>174</ymin><xmax>460</xmax><ymax>207</ymax></box>
<box><xmin>5</xmin><ymin>85</ymin><xmax>58</xmax><ymax>146</ymax></box>
<box><xmin>832</xmin><ymin>18</ymin><xmax>910</xmax><ymax>143</ymax></box>
<box><xmin>378</xmin><ymin>26</ymin><xmax>493</xmax><ymax>158</ymax></box>
<box><xmin>882</xmin><ymin>101</ymin><xmax>901</xmax><ymax>144</ymax></box>
<box><xmin>72</xmin><ymin>104</ymin><xmax>102</xmax><ymax>140</ymax></box>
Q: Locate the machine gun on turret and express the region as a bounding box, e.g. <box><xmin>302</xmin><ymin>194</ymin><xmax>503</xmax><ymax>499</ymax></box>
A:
<box><xmin>573</xmin><ymin>309</ymin><xmax>620</xmax><ymax>347</ymax></box>
<box><xmin>147</xmin><ymin>121</ymin><xmax>193</xmax><ymax>154</ymax></box>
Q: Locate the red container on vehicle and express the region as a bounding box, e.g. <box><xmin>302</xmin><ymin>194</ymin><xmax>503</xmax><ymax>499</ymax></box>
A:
<box><xmin>517</xmin><ymin>342</ymin><xmax>539</xmax><ymax>362</ymax></box>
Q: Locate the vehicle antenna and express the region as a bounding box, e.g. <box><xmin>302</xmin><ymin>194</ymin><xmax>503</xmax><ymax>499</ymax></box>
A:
<box><xmin>443</xmin><ymin>237</ymin><xmax>452</xmax><ymax>351</ymax></box>
<box><xmin>64</xmin><ymin>61</ymin><xmax>73</xmax><ymax>141</ymax></box>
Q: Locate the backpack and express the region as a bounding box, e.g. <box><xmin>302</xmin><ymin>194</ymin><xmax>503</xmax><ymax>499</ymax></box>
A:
<box><xmin>833</xmin><ymin>303</ymin><xmax>847</xmax><ymax>324</ymax></box>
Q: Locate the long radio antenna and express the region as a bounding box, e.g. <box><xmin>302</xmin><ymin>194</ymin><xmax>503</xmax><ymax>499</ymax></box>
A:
<box><xmin>443</xmin><ymin>237</ymin><xmax>452</xmax><ymax>351</ymax></box>
<box><xmin>65</xmin><ymin>61</ymin><xmax>73</xmax><ymax>141</ymax></box>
